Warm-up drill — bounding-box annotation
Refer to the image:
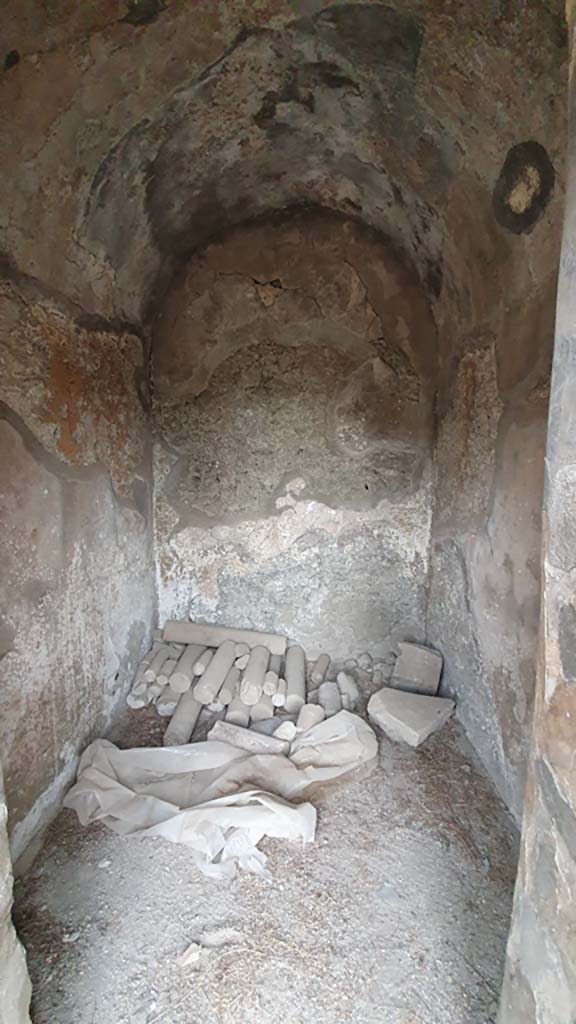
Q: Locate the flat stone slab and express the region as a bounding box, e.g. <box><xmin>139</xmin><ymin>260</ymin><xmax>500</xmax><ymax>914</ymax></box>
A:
<box><xmin>391</xmin><ymin>642</ymin><xmax>443</xmax><ymax>695</ymax></box>
<box><xmin>368</xmin><ymin>687</ymin><xmax>455</xmax><ymax>747</ymax></box>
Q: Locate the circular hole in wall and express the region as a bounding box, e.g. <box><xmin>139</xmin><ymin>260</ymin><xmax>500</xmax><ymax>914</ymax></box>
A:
<box><xmin>492</xmin><ymin>140</ymin><xmax>555</xmax><ymax>234</ymax></box>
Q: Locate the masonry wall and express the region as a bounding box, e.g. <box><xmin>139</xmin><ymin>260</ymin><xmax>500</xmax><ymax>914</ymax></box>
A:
<box><xmin>0</xmin><ymin>273</ymin><xmax>155</xmax><ymax>859</ymax></box>
<box><xmin>0</xmin><ymin>0</ymin><xmax>569</xmax><ymax>844</ymax></box>
<box><xmin>498</xmin><ymin>47</ymin><xmax>576</xmax><ymax>1019</ymax></box>
<box><xmin>427</xmin><ymin>135</ymin><xmax>563</xmax><ymax>822</ymax></box>
<box><xmin>152</xmin><ymin>214</ymin><xmax>435</xmax><ymax>658</ymax></box>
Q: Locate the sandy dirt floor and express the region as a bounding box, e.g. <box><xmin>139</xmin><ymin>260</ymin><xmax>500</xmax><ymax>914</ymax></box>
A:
<box><xmin>13</xmin><ymin>714</ymin><xmax>518</xmax><ymax>1024</ymax></box>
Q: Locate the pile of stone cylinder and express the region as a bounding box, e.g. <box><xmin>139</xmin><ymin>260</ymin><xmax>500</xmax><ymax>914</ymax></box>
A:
<box><xmin>126</xmin><ymin>620</ymin><xmax>363</xmax><ymax>747</ymax></box>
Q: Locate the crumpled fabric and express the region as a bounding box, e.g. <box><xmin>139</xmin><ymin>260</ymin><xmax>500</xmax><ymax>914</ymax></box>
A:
<box><xmin>64</xmin><ymin>710</ymin><xmax>377</xmax><ymax>878</ymax></box>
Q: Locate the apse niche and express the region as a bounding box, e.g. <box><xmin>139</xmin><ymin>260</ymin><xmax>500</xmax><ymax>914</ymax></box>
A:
<box><xmin>152</xmin><ymin>213</ymin><xmax>437</xmax><ymax>660</ymax></box>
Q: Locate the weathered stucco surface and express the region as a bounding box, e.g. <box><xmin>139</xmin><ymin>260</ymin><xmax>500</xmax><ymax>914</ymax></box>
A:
<box><xmin>0</xmin><ymin>274</ymin><xmax>155</xmax><ymax>858</ymax></box>
<box><xmin>429</xmin><ymin>335</ymin><xmax>554</xmax><ymax>822</ymax></box>
<box><xmin>1</xmin><ymin>7</ymin><xmax>574</xmax><ymax>1016</ymax></box>
<box><xmin>498</xmin><ymin>45</ymin><xmax>576</xmax><ymax>1017</ymax></box>
<box><xmin>153</xmin><ymin>215</ymin><xmax>434</xmax><ymax>656</ymax></box>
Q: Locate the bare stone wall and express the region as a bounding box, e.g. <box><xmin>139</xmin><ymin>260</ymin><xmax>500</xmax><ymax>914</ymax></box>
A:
<box><xmin>0</xmin><ymin>272</ymin><xmax>155</xmax><ymax>858</ymax></box>
<box><xmin>153</xmin><ymin>215</ymin><xmax>435</xmax><ymax>657</ymax></box>
<box><xmin>428</xmin><ymin>175</ymin><xmax>562</xmax><ymax>823</ymax></box>
<box><xmin>0</xmin><ymin>0</ymin><xmax>569</xmax><ymax>841</ymax></box>
<box><xmin>428</xmin><ymin>342</ymin><xmax>553</xmax><ymax>823</ymax></box>
<box><xmin>498</xmin><ymin>48</ymin><xmax>576</xmax><ymax>1019</ymax></box>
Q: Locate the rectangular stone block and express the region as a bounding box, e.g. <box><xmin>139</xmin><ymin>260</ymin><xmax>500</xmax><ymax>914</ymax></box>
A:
<box><xmin>392</xmin><ymin>642</ymin><xmax>443</xmax><ymax>695</ymax></box>
<box><xmin>368</xmin><ymin>687</ymin><xmax>454</xmax><ymax>747</ymax></box>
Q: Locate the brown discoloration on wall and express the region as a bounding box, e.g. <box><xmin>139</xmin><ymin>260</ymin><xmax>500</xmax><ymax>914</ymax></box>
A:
<box><xmin>0</xmin><ymin>275</ymin><xmax>155</xmax><ymax>854</ymax></box>
<box><xmin>0</xmin><ymin>282</ymin><xmax>147</xmax><ymax>497</ymax></box>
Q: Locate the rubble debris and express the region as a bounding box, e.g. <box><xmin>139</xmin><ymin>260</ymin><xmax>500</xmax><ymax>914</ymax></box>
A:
<box><xmin>357</xmin><ymin>652</ymin><xmax>373</xmax><ymax>671</ymax></box>
<box><xmin>240</xmin><ymin>646</ymin><xmax>269</xmax><ymax>705</ymax></box>
<box><xmin>144</xmin><ymin>645</ymin><xmax>174</xmax><ymax>682</ymax></box>
<box><xmin>218</xmin><ymin>666</ymin><xmax>239</xmax><ymax>706</ymax></box>
<box><xmin>156</xmin><ymin>690</ymin><xmax>179</xmax><ymax>717</ymax></box>
<box><xmin>177</xmin><ymin>941</ymin><xmax>203</xmax><ymax>968</ymax></box>
<box><xmin>367</xmin><ymin>687</ymin><xmax>454</xmax><ymax>747</ymax></box>
<box><xmin>250</xmin><ymin>692</ymin><xmax>275</xmax><ymax>722</ymax></box>
<box><xmin>336</xmin><ymin>672</ymin><xmax>360</xmax><ymax>710</ymax></box>
<box><xmin>318</xmin><ymin>681</ymin><xmax>342</xmax><ymax>717</ymax></box>
<box><xmin>296</xmin><ymin>703</ymin><xmax>325</xmax><ymax>731</ymax></box>
<box><xmin>170</xmin><ymin>644</ymin><xmax>206</xmax><ymax>693</ymax></box>
<box><xmin>163</xmin><ymin>620</ymin><xmax>287</xmax><ymax>655</ymax></box>
<box><xmin>310</xmin><ymin>653</ymin><xmax>331</xmax><ymax>685</ymax></box>
<box><xmin>391</xmin><ymin>642</ymin><xmax>443</xmax><ymax>695</ymax></box>
<box><xmin>250</xmin><ymin>715</ymin><xmax>296</xmax><ymax>735</ymax></box>
<box><xmin>285</xmin><ymin>644</ymin><xmax>306</xmax><ymax>713</ymax></box>
<box><xmin>269</xmin><ymin>654</ymin><xmax>282</xmax><ymax>675</ymax></box>
<box><xmin>274</xmin><ymin>720</ymin><xmax>297</xmax><ymax>742</ymax></box>
<box><xmin>263</xmin><ymin>669</ymin><xmax>279</xmax><ymax>696</ymax></box>
<box><xmin>195</xmin><ymin>641</ymin><xmax>237</xmax><ymax>704</ymax></box>
<box><xmin>163</xmin><ymin>688</ymin><xmax>203</xmax><ymax>746</ymax></box>
<box><xmin>225</xmin><ymin>693</ymin><xmax>251</xmax><ymax>727</ymax></box>
<box><xmin>272</xmin><ymin>678</ymin><xmax>287</xmax><ymax>708</ymax></box>
<box><xmin>125</xmin><ymin>622</ymin><xmax>451</xmax><ymax>761</ymax></box>
<box><xmin>193</xmin><ymin>649</ymin><xmax>213</xmax><ymax>675</ymax></box>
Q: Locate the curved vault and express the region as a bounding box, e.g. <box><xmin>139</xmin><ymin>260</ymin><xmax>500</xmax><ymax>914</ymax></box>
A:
<box><xmin>77</xmin><ymin>0</ymin><xmax>563</xmax><ymax>821</ymax></box>
<box><xmin>0</xmin><ymin>2</ymin><xmax>572</xmax><ymax>1020</ymax></box>
<box><xmin>79</xmin><ymin>2</ymin><xmax>563</xmax><ymax>334</ymax></box>
<box><xmin>0</xmin><ymin>0</ymin><xmax>567</xmax><ymax>917</ymax></box>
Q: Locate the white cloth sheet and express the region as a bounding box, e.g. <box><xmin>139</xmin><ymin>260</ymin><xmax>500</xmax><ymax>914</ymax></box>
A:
<box><xmin>64</xmin><ymin>710</ymin><xmax>377</xmax><ymax>878</ymax></box>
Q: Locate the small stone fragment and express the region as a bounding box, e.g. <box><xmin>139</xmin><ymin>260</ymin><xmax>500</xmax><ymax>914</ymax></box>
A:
<box><xmin>170</xmin><ymin>644</ymin><xmax>207</xmax><ymax>694</ymax></box>
<box><xmin>274</xmin><ymin>720</ymin><xmax>297</xmax><ymax>742</ymax></box>
<box><xmin>285</xmin><ymin>644</ymin><xmax>306</xmax><ymax>713</ymax></box>
<box><xmin>164</xmin><ymin>689</ymin><xmax>203</xmax><ymax>745</ymax></box>
<box><xmin>217</xmin><ymin>666</ymin><xmax>240</xmax><ymax>706</ymax></box>
<box><xmin>156</xmin><ymin>690</ymin><xmax>179</xmax><ymax>717</ymax></box>
<box><xmin>296</xmin><ymin>703</ymin><xmax>326</xmax><ymax>732</ymax></box>
<box><xmin>250</xmin><ymin>692</ymin><xmax>275</xmax><ymax>722</ymax></box>
<box><xmin>225</xmin><ymin>694</ymin><xmax>250</xmax><ymax>727</ymax></box>
<box><xmin>318</xmin><ymin>681</ymin><xmax>342</xmax><ymax>717</ymax></box>
<box><xmin>357</xmin><ymin>652</ymin><xmax>373</xmax><ymax>671</ymax></box>
<box><xmin>337</xmin><ymin>672</ymin><xmax>360</xmax><ymax>710</ymax></box>
<box><xmin>262</xmin><ymin>670</ymin><xmax>279</xmax><ymax>696</ymax></box>
<box><xmin>194</xmin><ymin>641</ymin><xmax>237</xmax><ymax>704</ymax></box>
<box><xmin>269</xmin><ymin>654</ymin><xmax>282</xmax><ymax>675</ymax></box>
<box><xmin>272</xmin><ymin>678</ymin><xmax>287</xmax><ymax>707</ymax></box>
<box><xmin>193</xmin><ymin>649</ymin><xmax>214</xmax><ymax>676</ymax></box>
<box><xmin>310</xmin><ymin>653</ymin><xmax>330</xmax><ymax>686</ymax></box>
